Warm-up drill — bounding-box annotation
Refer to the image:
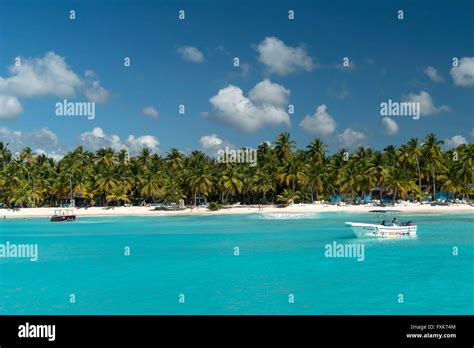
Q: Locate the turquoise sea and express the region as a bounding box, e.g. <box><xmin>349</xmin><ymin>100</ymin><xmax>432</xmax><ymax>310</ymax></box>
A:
<box><xmin>0</xmin><ymin>212</ymin><xmax>472</xmax><ymax>314</ymax></box>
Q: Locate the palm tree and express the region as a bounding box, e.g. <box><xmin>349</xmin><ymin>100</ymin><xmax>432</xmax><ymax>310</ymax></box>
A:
<box><xmin>140</xmin><ymin>171</ymin><xmax>163</xmax><ymax>202</ymax></box>
<box><xmin>278</xmin><ymin>157</ymin><xmax>309</xmax><ymax>192</ymax></box>
<box><xmin>274</xmin><ymin>132</ymin><xmax>296</xmax><ymax>161</ymax></box>
<box><xmin>367</xmin><ymin>152</ymin><xmax>390</xmax><ymax>202</ymax></box>
<box><xmin>0</xmin><ymin>132</ymin><xmax>470</xmax><ymax>207</ymax></box>
<box><xmin>406</xmin><ymin>138</ymin><xmax>423</xmax><ymax>201</ymax></box>
<box><xmin>276</xmin><ymin>188</ymin><xmax>300</xmax><ymax>205</ymax></box>
<box><xmin>221</xmin><ymin>167</ymin><xmax>244</xmax><ymax>202</ymax></box>
<box><xmin>95</xmin><ymin>148</ymin><xmax>116</xmax><ymax>168</ymax></box>
<box><xmin>455</xmin><ymin>144</ymin><xmax>474</xmax><ymax>200</ymax></box>
<box><xmin>307</xmin><ymin>139</ymin><xmax>327</xmax><ymax>164</ymax></box>
<box><xmin>166</xmin><ymin>148</ymin><xmax>185</xmax><ymax>171</ymax></box>
<box><xmin>252</xmin><ymin>170</ymin><xmax>274</xmax><ymax>203</ymax></box>
<box><xmin>386</xmin><ymin>168</ymin><xmax>419</xmax><ymax>203</ymax></box>
<box><xmin>422</xmin><ymin>133</ymin><xmax>444</xmax><ymax>201</ymax></box>
<box><xmin>187</xmin><ymin>168</ymin><xmax>214</xmax><ymax>205</ymax></box>
<box><xmin>0</xmin><ymin>142</ymin><xmax>12</xmax><ymax>169</ymax></box>
<box><xmin>337</xmin><ymin>158</ymin><xmax>364</xmax><ymax>204</ymax></box>
<box><xmin>306</xmin><ymin>163</ymin><xmax>326</xmax><ymax>201</ymax></box>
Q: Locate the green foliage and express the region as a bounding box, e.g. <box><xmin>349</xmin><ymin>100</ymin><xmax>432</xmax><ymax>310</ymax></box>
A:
<box><xmin>208</xmin><ymin>202</ymin><xmax>223</xmax><ymax>211</ymax></box>
<box><xmin>0</xmin><ymin>133</ymin><xmax>472</xmax><ymax>208</ymax></box>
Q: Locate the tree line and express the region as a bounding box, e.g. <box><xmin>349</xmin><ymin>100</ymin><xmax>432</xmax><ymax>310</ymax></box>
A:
<box><xmin>0</xmin><ymin>132</ymin><xmax>472</xmax><ymax>208</ymax></box>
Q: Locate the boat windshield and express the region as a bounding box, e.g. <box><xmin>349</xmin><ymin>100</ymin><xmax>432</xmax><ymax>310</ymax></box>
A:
<box><xmin>369</xmin><ymin>210</ymin><xmax>402</xmax><ymax>226</ymax></box>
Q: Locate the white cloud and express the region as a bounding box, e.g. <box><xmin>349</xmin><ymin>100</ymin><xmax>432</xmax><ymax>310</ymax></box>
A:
<box><xmin>178</xmin><ymin>46</ymin><xmax>205</xmax><ymax>63</ymax></box>
<box><xmin>0</xmin><ymin>95</ymin><xmax>22</xmax><ymax>119</ymax></box>
<box><xmin>34</xmin><ymin>148</ymin><xmax>64</xmax><ymax>161</ymax></box>
<box><xmin>199</xmin><ymin>134</ymin><xmax>223</xmax><ymax>149</ymax></box>
<box><xmin>450</xmin><ymin>57</ymin><xmax>474</xmax><ymax>86</ymax></box>
<box><xmin>444</xmin><ymin>135</ymin><xmax>468</xmax><ymax>149</ymax></box>
<box><xmin>403</xmin><ymin>91</ymin><xmax>450</xmax><ymax>116</ymax></box>
<box><xmin>209</xmin><ymin>79</ymin><xmax>291</xmax><ymax>132</ymax></box>
<box><xmin>337</xmin><ymin>128</ymin><xmax>366</xmax><ymax>148</ymax></box>
<box><xmin>80</xmin><ymin>127</ymin><xmax>159</xmax><ymax>155</ymax></box>
<box><xmin>29</xmin><ymin>128</ymin><xmax>59</xmax><ymax>147</ymax></box>
<box><xmin>0</xmin><ymin>52</ymin><xmax>110</xmax><ymax>119</ymax></box>
<box><xmin>256</xmin><ymin>36</ymin><xmax>314</xmax><ymax>75</ymax></box>
<box><xmin>299</xmin><ymin>105</ymin><xmax>337</xmax><ymax>136</ymax></box>
<box><xmin>83</xmin><ymin>70</ymin><xmax>109</xmax><ymax>103</ymax></box>
<box><xmin>424</xmin><ymin>66</ymin><xmax>443</xmax><ymax>82</ymax></box>
<box><xmin>142</xmin><ymin>106</ymin><xmax>159</xmax><ymax>119</ymax></box>
<box><xmin>381</xmin><ymin>117</ymin><xmax>399</xmax><ymax>135</ymax></box>
<box><xmin>0</xmin><ymin>127</ymin><xmax>58</xmax><ymax>152</ymax></box>
<box><xmin>126</xmin><ymin>135</ymin><xmax>160</xmax><ymax>155</ymax></box>
<box><xmin>0</xmin><ymin>52</ymin><xmax>82</xmax><ymax>98</ymax></box>
<box><xmin>248</xmin><ymin>79</ymin><xmax>290</xmax><ymax>107</ymax></box>
<box><xmin>198</xmin><ymin>133</ymin><xmax>234</xmax><ymax>156</ymax></box>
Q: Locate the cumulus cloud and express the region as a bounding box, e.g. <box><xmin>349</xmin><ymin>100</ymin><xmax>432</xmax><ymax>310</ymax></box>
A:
<box><xmin>403</xmin><ymin>91</ymin><xmax>450</xmax><ymax>116</ymax></box>
<box><xmin>209</xmin><ymin>79</ymin><xmax>291</xmax><ymax>132</ymax></box>
<box><xmin>199</xmin><ymin>133</ymin><xmax>234</xmax><ymax>156</ymax></box>
<box><xmin>142</xmin><ymin>106</ymin><xmax>159</xmax><ymax>119</ymax></box>
<box><xmin>424</xmin><ymin>66</ymin><xmax>443</xmax><ymax>82</ymax></box>
<box><xmin>0</xmin><ymin>52</ymin><xmax>82</xmax><ymax>98</ymax></box>
<box><xmin>248</xmin><ymin>79</ymin><xmax>290</xmax><ymax>107</ymax></box>
<box><xmin>178</xmin><ymin>46</ymin><xmax>205</xmax><ymax>63</ymax></box>
<box><xmin>83</xmin><ymin>70</ymin><xmax>110</xmax><ymax>103</ymax></box>
<box><xmin>34</xmin><ymin>149</ymin><xmax>64</xmax><ymax>161</ymax></box>
<box><xmin>381</xmin><ymin>117</ymin><xmax>399</xmax><ymax>135</ymax></box>
<box><xmin>199</xmin><ymin>134</ymin><xmax>223</xmax><ymax>149</ymax></box>
<box><xmin>0</xmin><ymin>52</ymin><xmax>110</xmax><ymax>118</ymax></box>
<box><xmin>0</xmin><ymin>95</ymin><xmax>22</xmax><ymax>119</ymax></box>
<box><xmin>0</xmin><ymin>127</ymin><xmax>58</xmax><ymax>153</ymax></box>
<box><xmin>256</xmin><ymin>36</ymin><xmax>314</xmax><ymax>75</ymax></box>
<box><xmin>80</xmin><ymin>127</ymin><xmax>159</xmax><ymax>155</ymax></box>
<box><xmin>337</xmin><ymin>128</ymin><xmax>366</xmax><ymax>148</ymax></box>
<box><xmin>299</xmin><ymin>105</ymin><xmax>337</xmax><ymax>136</ymax></box>
<box><xmin>126</xmin><ymin>135</ymin><xmax>160</xmax><ymax>155</ymax></box>
<box><xmin>444</xmin><ymin>135</ymin><xmax>468</xmax><ymax>149</ymax></box>
<box><xmin>450</xmin><ymin>57</ymin><xmax>474</xmax><ymax>86</ymax></box>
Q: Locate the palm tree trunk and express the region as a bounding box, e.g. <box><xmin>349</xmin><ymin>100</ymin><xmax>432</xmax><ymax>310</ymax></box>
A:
<box><xmin>416</xmin><ymin>157</ymin><xmax>422</xmax><ymax>202</ymax></box>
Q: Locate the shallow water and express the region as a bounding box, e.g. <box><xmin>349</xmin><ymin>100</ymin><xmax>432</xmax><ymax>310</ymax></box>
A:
<box><xmin>0</xmin><ymin>212</ymin><xmax>472</xmax><ymax>314</ymax></box>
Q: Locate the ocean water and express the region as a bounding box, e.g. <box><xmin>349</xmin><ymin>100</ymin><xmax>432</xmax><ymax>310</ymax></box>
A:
<box><xmin>0</xmin><ymin>212</ymin><xmax>472</xmax><ymax>315</ymax></box>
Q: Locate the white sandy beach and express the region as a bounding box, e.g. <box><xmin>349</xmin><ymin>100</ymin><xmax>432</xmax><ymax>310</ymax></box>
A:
<box><xmin>1</xmin><ymin>202</ymin><xmax>473</xmax><ymax>219</ymax></box>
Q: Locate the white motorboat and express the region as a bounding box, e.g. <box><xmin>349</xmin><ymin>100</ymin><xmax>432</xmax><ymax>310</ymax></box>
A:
<box><xmin>346</xmin><ymin>210</ymin><xmax>417</xmax><ymax>238</ymax></box>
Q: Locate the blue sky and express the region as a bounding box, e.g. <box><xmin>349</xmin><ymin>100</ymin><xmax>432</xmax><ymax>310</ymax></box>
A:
<box><xmin>0</xmin><ymin>0</ymin><xmax>473</xmax><ymax>158</ymax></box>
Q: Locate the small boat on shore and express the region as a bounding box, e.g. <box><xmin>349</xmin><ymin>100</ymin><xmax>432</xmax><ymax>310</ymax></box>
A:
<box><xmin>346</xmin><ymin>210</ymin><xmax>417</xmax><ymax>238</ymax></box>
<box><xmin>50</xmin><ymin>209</ymin><xmax>76</xmax><ymax>222</ymax></box>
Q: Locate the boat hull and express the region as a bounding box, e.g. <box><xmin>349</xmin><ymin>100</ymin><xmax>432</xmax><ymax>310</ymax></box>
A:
<box><xmin>50</xmin><ymin>215</ymin><xmax>76</xmax><ymax>222</ymax></box>
<box><xmin>345</xmin><ymin>222</ymin><xmax>417</xmax><ymax>238</ymax></box>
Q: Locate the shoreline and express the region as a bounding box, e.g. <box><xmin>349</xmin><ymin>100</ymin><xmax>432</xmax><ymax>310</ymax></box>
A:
<box><xmin>1</xmin><ymin>203</ymin><xmax>473</xmax><ymax>219</ymax></box>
